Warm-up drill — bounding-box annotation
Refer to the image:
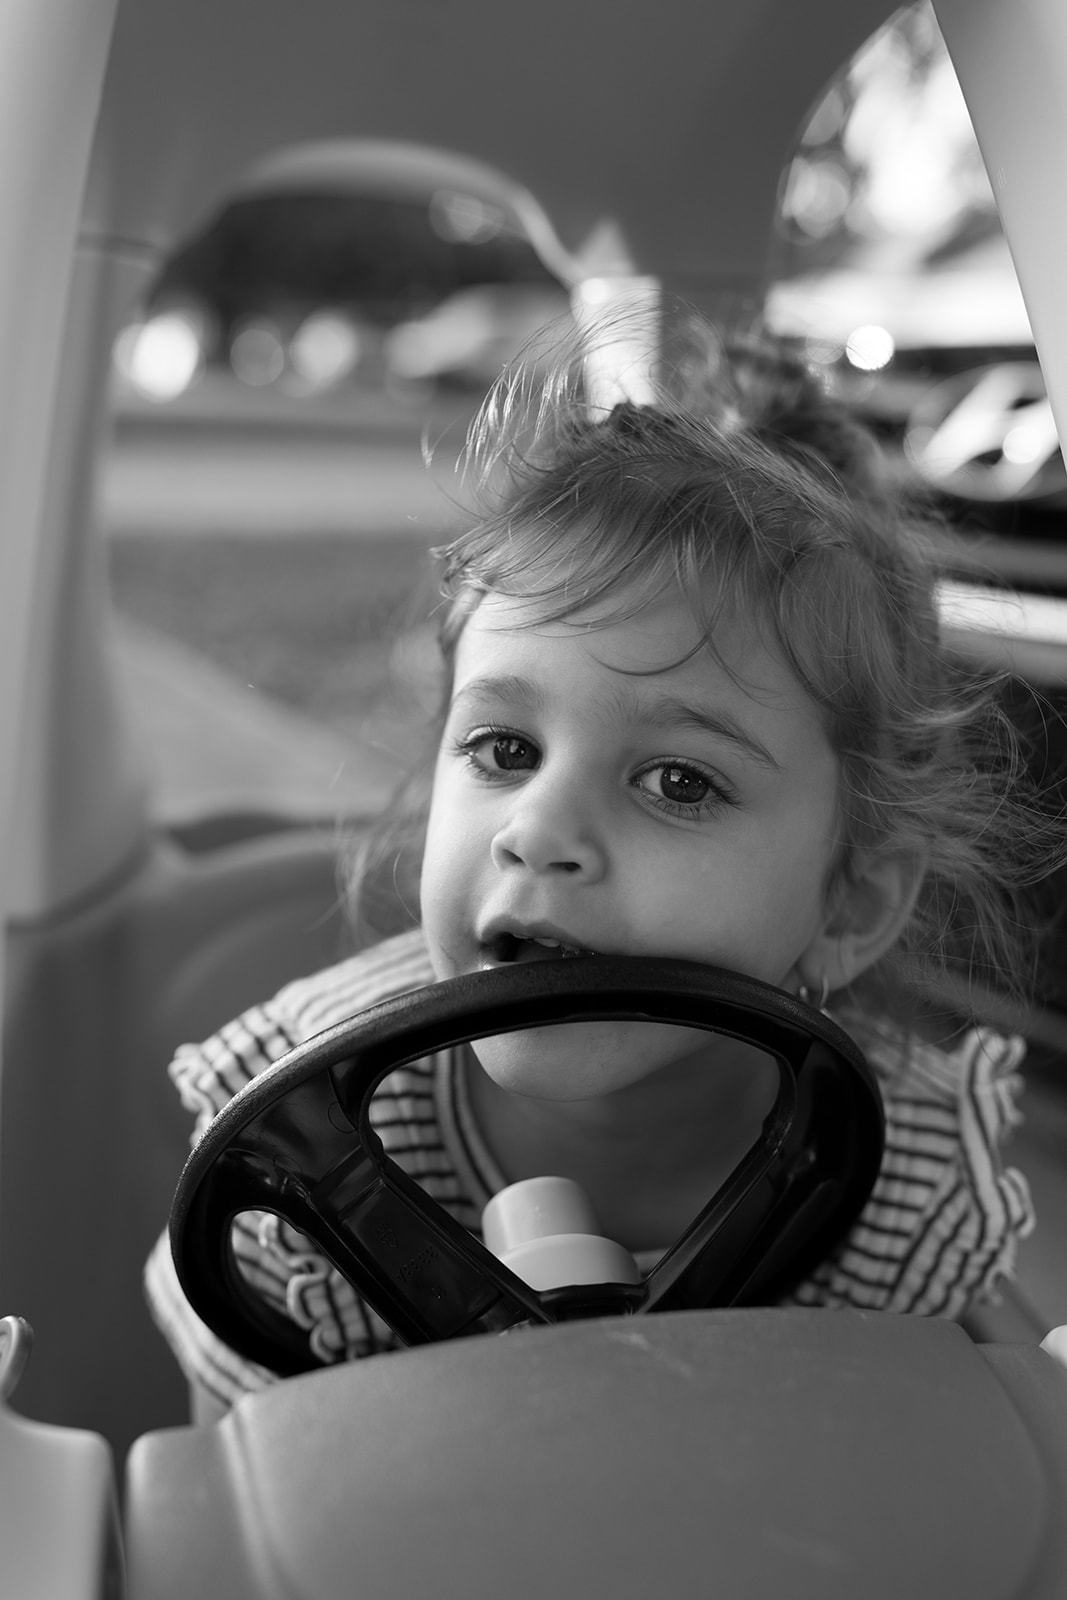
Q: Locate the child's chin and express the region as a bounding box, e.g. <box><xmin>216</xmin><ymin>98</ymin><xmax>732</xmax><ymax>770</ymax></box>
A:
<box><xmin>469</xmin><ymin>1020</ymin><xmax>704</xmax><ymax>1102</ymax></box>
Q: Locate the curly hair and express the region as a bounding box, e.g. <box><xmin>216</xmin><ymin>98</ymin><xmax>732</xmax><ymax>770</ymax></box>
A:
<box><xmin>345</xmin><ymin>308</ymin><xmax>1064</xmax><ymax>1029</ymax></box>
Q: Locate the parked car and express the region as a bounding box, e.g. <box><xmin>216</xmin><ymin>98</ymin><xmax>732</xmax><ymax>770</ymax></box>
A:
<box><xmin>119</xmin><ymin>141</ymin><xmax>572</xmax><ymax>403</ymax></box>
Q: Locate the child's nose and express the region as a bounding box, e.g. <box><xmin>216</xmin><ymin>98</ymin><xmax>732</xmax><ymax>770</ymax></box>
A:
<box><xmin>490</xmin><ymin>783</ymin><xmax>607</xmax><ymax>879</ymax></box>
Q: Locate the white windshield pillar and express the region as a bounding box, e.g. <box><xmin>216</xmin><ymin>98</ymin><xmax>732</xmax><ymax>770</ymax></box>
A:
<box><xmin>0</xmin><ymin>0</ymin><xmax>119</xmax><ymax>935</ymax></box>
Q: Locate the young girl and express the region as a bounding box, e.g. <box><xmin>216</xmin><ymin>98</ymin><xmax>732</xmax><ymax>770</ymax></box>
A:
<box><xmin>146</xmin><ymin>310</ymin><xmax>1059</xmax><ymax>1418</ymax></box>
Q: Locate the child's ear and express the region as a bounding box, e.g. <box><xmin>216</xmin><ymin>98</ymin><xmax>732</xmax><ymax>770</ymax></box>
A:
<box><xmin>801</xmin><ymin>849</ymin><xmax>927</xmax><ymax>998</ymax></box>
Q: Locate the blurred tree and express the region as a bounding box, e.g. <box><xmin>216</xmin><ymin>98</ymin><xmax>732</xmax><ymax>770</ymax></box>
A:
<box><xmin>775</xmin><ymin>1</ymin><xmax>999</xmax><ymax>279</ymax></box>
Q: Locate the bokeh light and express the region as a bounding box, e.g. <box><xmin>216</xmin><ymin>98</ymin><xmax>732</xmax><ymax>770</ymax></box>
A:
<box><xmin>780</xmin><ymin>156</ymin><xmax>852</xmax><ymax>239</ymax></box>
<box><xmin>288</xmin><ymin>311</ymin><xmax>362</xmax><ymax>390</ymax></box>
<box><xmin>1001</xmin><ymin>423</ymin><xmax>1045</xmax><ymax>466</ymax></box>
<box><xmin>230</xmin><ymin>319</ymin><xmax>286</xmax><ymax>387</ymax></box>
<box><xmin>845</xmin><ymin>323</ymin><xmax>895</xmax><ymax>371</ymax></box>
<box><xmin>113</xmin><ymin>308</ymin><xmax>204</xmax><ymax>402</ymax></box>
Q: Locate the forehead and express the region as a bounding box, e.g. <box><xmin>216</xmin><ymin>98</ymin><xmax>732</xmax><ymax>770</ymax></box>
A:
<box><xmin>450</xmin><ymin>587</ymin><xmax>825</xmax><ymax>737</ymax></box>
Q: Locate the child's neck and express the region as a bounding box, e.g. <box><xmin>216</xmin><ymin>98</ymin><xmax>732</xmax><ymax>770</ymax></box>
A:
<box><xmin>465</xmin><ymin>1040</ymin><xmax>778</xmax><ymax>1255</ymax></box>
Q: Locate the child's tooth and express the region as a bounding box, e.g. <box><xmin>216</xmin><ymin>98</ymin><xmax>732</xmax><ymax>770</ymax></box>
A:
<box><xmin>524</xmin><ymin>936</ymin><xmax>596</xmax><ymax>957</ymax></box>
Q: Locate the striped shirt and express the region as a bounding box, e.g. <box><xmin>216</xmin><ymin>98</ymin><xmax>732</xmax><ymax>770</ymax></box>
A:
<box><xmin>144</xmin><ymin>929</ymin><xmax>1034</xmax><ymax>1410</ymax></box>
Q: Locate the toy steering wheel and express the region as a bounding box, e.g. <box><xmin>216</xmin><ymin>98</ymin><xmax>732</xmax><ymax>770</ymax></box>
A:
<box><xmin>170</xmin><ymin>957</ymin><xmax>884</xmax><ymax>1375</ymax></box>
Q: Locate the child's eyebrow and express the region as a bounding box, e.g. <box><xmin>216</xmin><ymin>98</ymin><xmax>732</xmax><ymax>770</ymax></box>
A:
<box><xmin>451</xmin><ymin>676</ymin><xmax>781</xmax><ymax>771</ymax></box>
<box><xmin>451</xmin><ymin>674</ymin><xmax>548</xmax><ymax>714</ymax></box>
<box><xmin>640</xmin><ymin>692</ymin><xmax>783</xmax><ymax>772</ymax></box>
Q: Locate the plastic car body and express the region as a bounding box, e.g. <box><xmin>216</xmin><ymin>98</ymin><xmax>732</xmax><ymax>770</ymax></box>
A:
<box><xmin>1</xmin><ymin>0</ymin><xmax>1067</xmax><ymax>1595</ymax></box>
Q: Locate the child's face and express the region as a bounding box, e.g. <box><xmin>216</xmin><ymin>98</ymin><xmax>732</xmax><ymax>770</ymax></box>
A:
<box><xmin>420</xmin><ymin>581</ymin><xmax>844</xmax><ymax>1102</ymax></box>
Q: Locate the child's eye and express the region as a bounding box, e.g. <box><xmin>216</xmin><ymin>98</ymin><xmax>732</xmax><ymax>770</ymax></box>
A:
<box><xmin>633</xmin><ymin>761</ymin><xmax>736</xmax><ymax>816</ymax></box>
<box><xmin>454</xmin><ymin>728</ymin><xmax>541</xmax><ymax>777</ymax></box>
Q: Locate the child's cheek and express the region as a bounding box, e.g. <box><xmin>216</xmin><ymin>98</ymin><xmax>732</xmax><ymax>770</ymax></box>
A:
<box><xmin>419</xmin><ymin>784</ymin><xmax>478</xmax><ymax>975</ymax></box>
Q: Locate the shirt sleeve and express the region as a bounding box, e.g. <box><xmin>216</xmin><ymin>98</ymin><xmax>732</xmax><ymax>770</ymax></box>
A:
<box><xmin>143</xmin><ymin>931</ymin><xmax>434</xmax><ymax>1408</ymax></box>
<box><xmin>785</xmin><ymin>1023</ymin><xmax>1035</xmax><ymax>1319</ymax></box>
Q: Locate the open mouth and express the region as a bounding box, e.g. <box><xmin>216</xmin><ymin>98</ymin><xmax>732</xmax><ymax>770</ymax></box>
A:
<box><xmin>486</xmin><ymin>933</ymin><xmax>597</xmax><ymax>964</ymax></box>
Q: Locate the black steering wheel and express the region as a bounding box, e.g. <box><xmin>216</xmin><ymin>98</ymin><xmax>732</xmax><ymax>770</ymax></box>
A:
<box><xmin>170</xmin><ymin>957</ymin><xmax>884</xmax><ymax>1375</ymax></box>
